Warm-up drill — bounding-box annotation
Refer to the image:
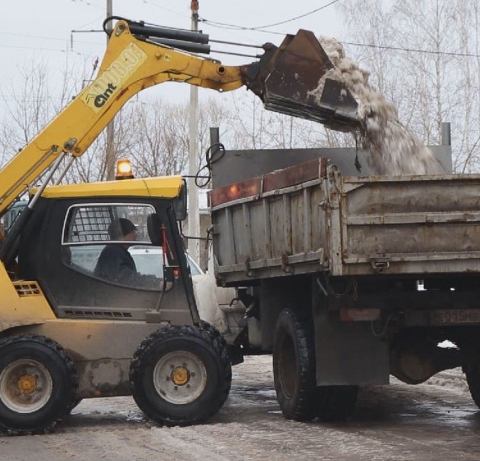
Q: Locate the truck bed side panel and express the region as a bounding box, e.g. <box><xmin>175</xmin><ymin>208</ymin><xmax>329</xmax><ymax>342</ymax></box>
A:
<box><xmin>213</xmin><ymin>163</ymin><xmax>480</xmax><ymax>283</ymax></box>
<box><xmin>339</xmin><ymin>174</ymin><xmax>480</xmax><ymax>276</ymax></box>
<box><xmin>212</xmin><ymin>172</ymin><xmax>329</xmax><ymax>283</ymax></box>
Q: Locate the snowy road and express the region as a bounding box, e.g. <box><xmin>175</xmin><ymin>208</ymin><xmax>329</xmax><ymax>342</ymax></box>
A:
<box><xmin>2</xmin><ymin>355</ymin><xmax>480</xmax><ymax>460</ymax></box>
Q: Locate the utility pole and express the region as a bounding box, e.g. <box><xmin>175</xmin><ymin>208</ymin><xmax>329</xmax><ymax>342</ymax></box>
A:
<box><xmin>188</xmin><ymin>0</ymin><xmax>200</xmax><ymax>263</ymax></box>
<box><xmin>105</xmin><ymin>0</ymin><xmax>115</xmax><ymax>180</ymax></box>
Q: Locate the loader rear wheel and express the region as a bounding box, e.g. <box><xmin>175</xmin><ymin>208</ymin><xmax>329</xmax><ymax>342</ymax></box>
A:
<box><xmin>273</xmin><ymin>309</ymin><xmax>317</xmax><ymax>421</ymax></box>
<box><xmin>315</xmin><ymin>385</ymin><xmax>359</xmax><ymax>422</ymax></box>
<box><xmin>0</xmin><ymin>335</ymin><xmax>78</xmax><ymax>434</ymax></box>
<box><xmin>129</xmin><ymin>324</ymin><xmax>231</xmax><ymax>426</ymax></box>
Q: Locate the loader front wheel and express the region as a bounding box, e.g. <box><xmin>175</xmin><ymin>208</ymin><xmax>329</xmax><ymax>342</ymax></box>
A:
<box><xmin>0</xmin><ymin>335</ymin><xmax>78</xmax><ymax>434</ymax></box>
<box><xmin>129</xmin><ymin>324</ymin><xmax>231</xmax><ymax>426</ymax></box>
<box><xmin>273</xmin><ymin>309</ymin><xmax>317</xmax><ymax>421</ymax></box>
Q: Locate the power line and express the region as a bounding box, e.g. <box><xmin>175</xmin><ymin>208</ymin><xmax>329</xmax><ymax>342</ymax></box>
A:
<box><xmin>253</xmin><ymin>0</ymin><xmax>343</xmax><ymax>29</ymax></box>
<box><xmin>140</xmin><ymin>0</ymin><xmax>189</xmax><ymax>20</ymax></box>
<box><xmin>344</xmin><ymin>41</ymin><xmax>480</xmax><ymax>59</ymax></box>
<box><xmin>71</xmin><ymin>0</ymin><xmax>103</xmax><ymax>10</ymax></box>
<box><xmin>0</xmin><ymin>43</ymin><xmax>85</xmax><ymax>56</ymax></box>
<box><xmin>201</xmin><ymin>18</ymin><xmax>480</xmax><ymax>59</ymax></box>
<box><xmin>0</xmin><ymin>31</ymin><xmax>70</xmax><ymax>44</ymax></box>
<box><xmin>0</xmin><ymin>30</ymin><xmax>103</xmax><ymax>52</ymax></box>
<box><xmin>200</xmin><ymin>0</ymin><xmax>342</xmax><ymax>31</ymax></box>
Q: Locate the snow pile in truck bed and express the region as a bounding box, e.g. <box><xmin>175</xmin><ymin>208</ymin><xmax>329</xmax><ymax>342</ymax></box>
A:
<box><xmin>313</xmin><ymin>37</ymin><xmax>439</xmax><ymax>176</ymax></box>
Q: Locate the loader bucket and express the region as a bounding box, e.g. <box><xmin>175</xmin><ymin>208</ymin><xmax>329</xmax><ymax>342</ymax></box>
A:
<box><xmin>261</xmin><ymin>30</ymin><xmax>360</xmax><ymax>132</ymax></box>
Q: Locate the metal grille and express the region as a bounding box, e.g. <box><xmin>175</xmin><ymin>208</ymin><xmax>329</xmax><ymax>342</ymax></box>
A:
<box><xmin>67</xmin><ymin>206</ymin><xmax>112</xmax><ymax>243</ymax></box>
<box><xmin>63</xmin><ymin>309</ymin><xmax>133</xmax><ymax>318</ymax></box>
<box><xmin>14</xmin><ymin>282</ymin><xmax>42</xmax><ymax>297</ymax></box>
<box><xmin>64</xmin><ymin>204</ymin><xmax>154</xmax><ymax>244</ymax></box>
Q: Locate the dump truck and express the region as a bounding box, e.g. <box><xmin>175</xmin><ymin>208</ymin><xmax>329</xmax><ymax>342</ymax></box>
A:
<box><xmin>209</xmin><ymin>128</ymin><xmax>480</xmax><ymax>422</ymax></box>
<box><xmin>0</xmin><ymin>17</ymin><xmax>359</xmax><ymax>434</ymax></box>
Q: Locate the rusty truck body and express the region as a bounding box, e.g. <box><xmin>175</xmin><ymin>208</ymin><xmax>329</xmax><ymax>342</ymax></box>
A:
<box><xmin>209</xmin><ymin>131</ymin><xmax>480</xmax><ymax>421</ymax></box>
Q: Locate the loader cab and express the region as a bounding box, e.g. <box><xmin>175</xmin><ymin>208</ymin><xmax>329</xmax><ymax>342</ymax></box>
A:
<box><xmin>16</xmin><ymin>177</ymin><xmax>197</xmax><ymax>325</ymax></box>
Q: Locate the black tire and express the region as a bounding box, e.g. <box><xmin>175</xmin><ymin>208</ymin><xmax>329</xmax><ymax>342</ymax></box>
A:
<box><xmin>273</xmin><ymin>309</ymin><xmax>317</xmax><ymax>421</ymax></box>
<box><xmin>315</xmin><ymin>385</ymin><xmax>359</xmax><ymax>422</ymax></box>
<box><xmin>0</xmin><ymin>334</ymin><xmax>78</xmax><ymax>434</ymax></box>
<box><xmin>67</xmin><ymin>398</ymin><xmax>83</xmax><ymax>414</ymax></box>
<box><xmin>463</xmin><ymin>359</ymin><xmax>480</xmax><ymax>408</ymax></box>
<box><xmin>129</xmin><ymin>324</ymin><xmax>231</xmax><ymax>426</ymax></box>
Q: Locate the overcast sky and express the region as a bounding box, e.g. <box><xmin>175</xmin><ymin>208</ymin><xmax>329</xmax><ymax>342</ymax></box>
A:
<box><xmin>0</xmin><ymin>0</ymin><xmax>349</xmax><ymax>105</ymax></box>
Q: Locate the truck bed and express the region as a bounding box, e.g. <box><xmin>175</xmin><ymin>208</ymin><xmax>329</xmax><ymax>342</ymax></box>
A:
<box><xmin>211</xmin><ymin>157</ymin><xmax>480</xmax><ymax>284</ymax></box>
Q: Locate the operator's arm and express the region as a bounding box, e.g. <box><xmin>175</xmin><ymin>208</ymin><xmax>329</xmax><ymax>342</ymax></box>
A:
<box><xmin>118</xmin><ymin>260</ymin><xmax>160</xmax><ymax>289</ymax></box>
<box><xmin>95</xmin><ymin>244</ymin><xmax>160</xmax><ymax>289</ymax></box>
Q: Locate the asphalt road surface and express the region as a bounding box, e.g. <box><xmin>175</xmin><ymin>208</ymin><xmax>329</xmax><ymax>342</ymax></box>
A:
<box><xmin>2</xmin><ymin>355</ymin><xmax>480</xmax><ymax>461</ymax></box>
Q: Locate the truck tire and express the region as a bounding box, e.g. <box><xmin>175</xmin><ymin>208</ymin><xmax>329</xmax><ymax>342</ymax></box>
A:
<box><xmin>129</xmin><ymin>324</ymin><xmax>231</xmax><ymax>426</ymax></box>
<box><xmin>273</xmin><ymin>308</ymin><xmax>317</xmax><ymax>421</ymax></box>
<box><xmin>0</xmin><ymin>334</ymin><xmax>78</xmax><ymax>434</ymax></box>
<box><xmin>315</xmin><ymin>385</ymin><xmax>359</xmax><ymax>422</ymax></box>
<box><xmin>67</xmin><ymin>398</ymin><xmax>83</xmax><ymax>414</ymax></box>
<box><xmin>463</xmin><ymin>359</ymin><xmax>480</xmax><ymax>408</ymax></box>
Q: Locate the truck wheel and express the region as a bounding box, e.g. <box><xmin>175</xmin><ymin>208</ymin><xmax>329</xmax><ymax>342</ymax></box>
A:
<box><xmin>463</xmin><ymin>359</ymin><xmax>480</xmax><ymax>408</ymax></box>
<box><xmin>0</xmin><ymin>334</ymin><xmax>78</xmax><ymax>434</ymax></box>
<box><xmin>273</xmin><ymin>308</ymin><xmax>317</xmax><ymax>421</ymax></box>
<box><xmin>67</xmin><ymin>398</ymin><xmax>83</xmax><ymax>414</ymax></box>
<box><xmin>129</xmin><ymin>324</ymin><xmax>231</xmax><ymax>426</ymax></box>
<box><xmin>315</xmin><ymin>385</ymin><xmax>359</xmax><ymax>421</ymax></box>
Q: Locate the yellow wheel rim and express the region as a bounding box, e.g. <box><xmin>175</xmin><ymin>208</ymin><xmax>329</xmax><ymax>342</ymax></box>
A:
<box><xmin>171</xmin><ymin>366</ymin><xmax>190</xmax><ymax>386</ymax></box>
<box><xmin>17</xmin><ymin>375</ymin><xmax>37</xmax><ymax>395</ymax></box>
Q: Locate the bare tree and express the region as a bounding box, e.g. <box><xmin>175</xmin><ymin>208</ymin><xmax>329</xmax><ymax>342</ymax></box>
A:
<box><xmin>339</xmin><ymin>0</ymin><xmax>480</xmax><ymax>172</ymax></box>
<box><xmin>451</xmin><ymin>0</ymin><xmax>480</xmax><ymax>173</ymax></box>
<box><xmin>0</xmin><ymin>56</ymin><xmax>98</xmax><ymax>180</ymax></box>
<box><xmin>221</xmin><ymin>92</ymin><xmax>343</xmax><ymax>150</ymax></box>
<box><xmin>1</xmin><ymin>60</ymin><xmax>53</xmax><ymax>151</ymax></box>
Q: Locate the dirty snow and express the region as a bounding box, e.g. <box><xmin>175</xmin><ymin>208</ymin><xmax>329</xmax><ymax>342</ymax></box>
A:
<box><xmin>312</xmin><ymin>37</ymin><xmax>439</xmax><ymax>176</ymax></box>
<box><xmin>2</xmin><ymin>356</ymin><xmax>480</xmax><ymax>460</ymax></box>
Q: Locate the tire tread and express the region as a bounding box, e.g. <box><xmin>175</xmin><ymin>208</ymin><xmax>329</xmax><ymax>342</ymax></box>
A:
<box><xmin>130</xmin><ymin>323</ymin><xmax>231</xmax><ymax>426</ymax></box>
<box><xmin>0</xmin><ymin>334</ymin><xmax>78</xmax><ymax>435</ymax></box>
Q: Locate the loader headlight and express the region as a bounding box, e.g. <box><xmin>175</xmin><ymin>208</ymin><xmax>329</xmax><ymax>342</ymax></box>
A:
<box><xmin>115</xmin><ymin>159</ymin><xmax>134</xmax><ymax>180</ymax></box>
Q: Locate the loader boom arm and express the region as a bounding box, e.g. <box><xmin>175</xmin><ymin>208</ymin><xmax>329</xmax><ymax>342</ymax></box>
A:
<box><xmin>0</xmin><ymin>18</ymin><xmax>359</xmax><ymax>216</ymax></box>
<box><xmin>0</xmin><ymin>19</ymin><xmax>250</xmax><ymax>215</ymax></box>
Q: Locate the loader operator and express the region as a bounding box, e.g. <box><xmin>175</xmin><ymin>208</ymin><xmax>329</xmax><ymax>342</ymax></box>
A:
<box><xmin>94</xmin><ymin>218</ymin><xmax>159</xmax><ymax>289</ymax></box>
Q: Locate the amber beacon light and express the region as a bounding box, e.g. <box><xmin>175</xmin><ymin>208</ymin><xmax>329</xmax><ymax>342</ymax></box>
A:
<box><xmin>115</xmin><ymin>159</ymin><xmax>134</xmax><ymax>180</ymax></box>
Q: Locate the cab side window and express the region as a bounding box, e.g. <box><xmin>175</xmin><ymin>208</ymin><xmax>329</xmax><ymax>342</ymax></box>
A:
<box><xmin>61</xmin><ymin>203</ymin><xmax>154</xmax><ymax>275</ymax></box>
